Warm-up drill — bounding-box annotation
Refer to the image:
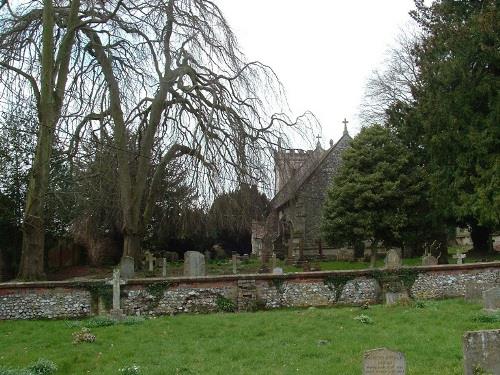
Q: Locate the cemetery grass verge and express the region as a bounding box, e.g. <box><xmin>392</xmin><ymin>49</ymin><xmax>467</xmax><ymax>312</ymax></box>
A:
<box><xmin>0</xmin><ymin>299</ymin><xmax>498</xmax><ymax>374</ymax></box>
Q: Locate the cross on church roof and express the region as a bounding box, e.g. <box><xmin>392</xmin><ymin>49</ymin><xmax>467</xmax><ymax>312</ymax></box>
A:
<box><xmin>342</xmin><ymin>118</ymin><xmax>349</xmax><ymax>136</ymax></box>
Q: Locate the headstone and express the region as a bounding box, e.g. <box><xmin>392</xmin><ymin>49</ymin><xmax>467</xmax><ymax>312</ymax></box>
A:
<box><xmin>144</xmin><ymin>251</ymin><xmax>156</xmax><ymax>272</ymax></box>
<box><xmin>273</xmin><ymin>267</ymin><xmax>283</xmax><ymax>275</ymax></box>
<box><xmin>271</xmin><ymin>253</ymin><xmax>277</xmax><ymax>269</ymax></box>
<box><xmin>483</xmin><ymin>287</ymin><xmax>500</xmax><ymax>312</ymax></box>
<box><xmin>363</xmin><ymin>347</ymin><xmax>406</xmax><ymax>375</ymax></box>
<box><xmin>464</xmin><ymin>282</ymin><xmax>497</xmax><ymax>302</ymax></box>
<box><xmin>385</xmin><ymin>292</ymin><xmax>409</xmax><ymax>306</ymax></box>
<box><xmin>183</xmin><ymin>251</ymin><xmax>206</xmax><ymax>277</ymax></box>
<box><xmin>384</xmin><ymin>249</ymin><xmax>402</xmax><ymax>269</ymax></box>
<box><xmin>161</xmin><ymin>257</ymin><xmax>167</xmax><ymax>277</ymax></box>
<box><xmin>119</xmin><ymin>256</ymin><xmax>135</xmax><ymax>279</ymax></box>
<box><xmin>421</xmin><ymin>254</ymin><xmax>438</xmax><ymax>266</ymax></box>
<box><xmin>106</xmin><ymin>268</ymin><xmax>126</xmax><ymax>319</ymax></box>
<box><xmin>232</xmin><ymin>252</ymin><xmax>238</xmax><ymax>274</ymax></box>
<box><xmin>463</xmin><ymin>329</ymin><xmax>500</xmax><ymax>375</ymax></box>
<box><xmin>453</xmin><ymin>250</ymin><xmax>466</xmax><ymax>265</ymax></box>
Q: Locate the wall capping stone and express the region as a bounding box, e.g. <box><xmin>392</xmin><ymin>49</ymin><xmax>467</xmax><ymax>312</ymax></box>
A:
<box><xmin>1</xmin><ymin>261</ymin><xmax>500</xmax><ymax>289</ymax></box>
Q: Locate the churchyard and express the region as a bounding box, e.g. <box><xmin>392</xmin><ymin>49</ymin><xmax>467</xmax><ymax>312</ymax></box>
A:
<box><xmin>0</xmin><ymin>298</ymin><xmax>499</xmax><ymax>374</ymax></box>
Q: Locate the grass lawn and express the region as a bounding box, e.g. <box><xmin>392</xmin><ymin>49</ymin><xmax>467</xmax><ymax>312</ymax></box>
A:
<box><xmin>1</xmin><ymin>299</ymin><xmax>499</xmax><ymax>374</ymax></box>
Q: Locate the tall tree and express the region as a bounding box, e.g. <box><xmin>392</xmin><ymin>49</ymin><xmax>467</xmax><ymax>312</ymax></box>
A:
<box><xmin>82</xmin><ymin>0</ymin><xmax>308</xmax><ymax>261</ymax></box>
<box><xmin>321</xmin><ymin>125</ymin><xmax>429</xmax><ymax>267</ymax></box>
<box><xmin>411</xmin><ymin>0</ymin><xmax>499</xmax><ymax>253</ymax></box>
<box><xmin>0</xmin><ymin>0</ymin><xmax>82</xmax><ymax>279</ymax></box>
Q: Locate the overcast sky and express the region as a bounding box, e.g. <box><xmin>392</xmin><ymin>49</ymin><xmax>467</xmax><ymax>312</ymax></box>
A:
<box><xmin>217</xmin><ymin>0</ymin><xmax>416</xmax><ymax>147</ymax></box>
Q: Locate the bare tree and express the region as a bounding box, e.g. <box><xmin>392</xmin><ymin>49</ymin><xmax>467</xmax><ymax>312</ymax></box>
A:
<box><xmin>80</xmin><ymin>0</ymin><xmax>312</xmax><ymax>261</ymax></box>
<box><xmin>0</xmin><ymin>0</ymin><xmax>84</xmax><ymax>279</ymax></box>
<box><xmin>359</xmin><ymin>24</ymin><xmax>421</xmax><ymax>126</ymax></box>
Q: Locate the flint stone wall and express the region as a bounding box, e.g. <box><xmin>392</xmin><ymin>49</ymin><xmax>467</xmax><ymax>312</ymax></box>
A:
<box><xmin>0</xmin><ymin>262</ymin><xmax>499</xmax><ymax>320</ymax></box>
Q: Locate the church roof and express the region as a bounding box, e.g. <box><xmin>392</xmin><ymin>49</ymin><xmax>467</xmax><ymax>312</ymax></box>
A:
<box><xmin>270</xmin><ymin>132</ymin><xmax>352</xmax><ymax>209</ymax></box>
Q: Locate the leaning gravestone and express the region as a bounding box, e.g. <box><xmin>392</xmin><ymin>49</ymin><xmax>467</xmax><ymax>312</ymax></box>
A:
<box><xmin>483</xmin><ymin>287</ymin><xmax>500</xmax><ymax>312</ymax></box>
<box><xmin>463</xmin><ymin>329</ymin><xmax>500</xmax><ymax>375</ymax></box>
<box><xmin>421</xmin><ymin>254</ymin><xmax>438</xmax><ymax>266</ymax></box>
<box><xmin>119</xmin><ymin>256</ymin><xmax>135</xmax><ymax>279</ymax></box>
<box><xmin>384</xmin><ymin>249</ymin><xmax>402</xmax><ymax>270</ymax></box>
<box><xmin>183</xmin><ymin>251</ymin><xmax>206</xmax><ymax>277</ymax></box>
<box><xmin>363</xmin><ymin>347</ymin><xmax>406</xmax><ymax>375</ymax></box>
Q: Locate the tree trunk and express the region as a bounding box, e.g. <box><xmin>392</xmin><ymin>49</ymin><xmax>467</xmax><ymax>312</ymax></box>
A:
<box><xmin>470</xmin><ymin>223</ymin><xmax>492</xmax><ymax>255</ymax></box>
<box><xmin>122</xmin><ymin>232</ymin><xmax>142</xmax><ymax>262</ymax></box>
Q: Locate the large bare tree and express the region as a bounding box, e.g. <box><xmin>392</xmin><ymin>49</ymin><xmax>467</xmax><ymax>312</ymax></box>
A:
<box><xmin>78</xmin><ymin>0</ymin><xmax>311</xmax><ymax>261</ymax></box>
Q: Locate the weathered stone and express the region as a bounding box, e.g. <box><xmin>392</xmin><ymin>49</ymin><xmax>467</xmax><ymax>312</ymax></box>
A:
<box><xmin>483</xmin><ymin>287</ymin><xmax>500</xmax><ymax>312</ymax></box>
<box><xmin>464</xmin><ymin>282</ymin><xmax>496</xmax><ymax>302</ymax></box>
<box><xmin>232</xmin><ymin>252</ymin><xmax>238</xmax><ymax>274</ymax></box>
<box><xmin>463</xmin><ymin>329</ymin><xmax>500</xmax><ymax>375</ymax></box>
<box><xmin>183</xmin><ymin>251</ymin><xmax>206</xmax><ymax>277</ymax></box>
<box><xmin>385</xmin><ymin>292</ymin><xmax>409</xmax><ymax>306</ymax></box>
<box><xmin>106</xmin><ymin>268</ymin><xmax>126</xmax><ymax>312</ymax></box>
<box><xmin>161</xmin><ymin>258</ymin><xmax>167</xmax><ymax>277</ymax></box>
<box><xmin>421</xmin><ymin>255</ymin><xmax>438</xmax><ymax>266</ymax></box>
<box><xmin>120</xmin><ymin>256</ymin><xmax>135</xmax><ymax>279</ymax></box>
<box><xmin>384</xmin><ymin>249</ymin><xmax>402</xmax><ymax>269</ymax></box>
<box><xmin>453</xmin><ymin>250</ymin><xmax>466</xmax><ymax>265</ymax></box>
<box><xmin>273</xmin><ymin>267</ymin><xmax>284</xmax><ymax>275</ymax></box>
<box><xmin>144</xmin><ymin>251</ymin><xmax>156</xmax><ymax>272</ymax></box>
<box><xmin>363</xmin><ymin>347</ymin><xmax>406</xmax><ymax>375</ymax></box>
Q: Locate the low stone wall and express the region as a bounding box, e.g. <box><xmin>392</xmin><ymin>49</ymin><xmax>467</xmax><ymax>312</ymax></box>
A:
<box><xmin>0</xmin><ymin>262</ymin><xmax>499</xmax><ymax>320</ymax></box>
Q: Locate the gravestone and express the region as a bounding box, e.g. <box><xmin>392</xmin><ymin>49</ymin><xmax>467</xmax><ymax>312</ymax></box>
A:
<box><xmin>463</xmin><ymin>329</ymin><xmax>500</xmax><ymax>375</ymax></box>
<box><xmin>183</xmin><ymin>251</ymin><xmax>206</xmax><ymax>277</ymax></box>
<box><xmin>273</xmin><ymin>267</ymin><xmax>284</xmax><ymax>275</ymax></box>
<box><xmin>384</xmin><ymin>249</ymin><xmax>402</xmax><ymax>269</ymax></box>
<box><xmin>119</xmin><ymin>256</ymin><xmax>135</xmax><ymax>280</ymax></box>
<box><xmin>161</xmin><ymin>258</ymin><xmax>167</xmax><ymax>277</ymax></box>
<box><xmin>106</xmin><ymin>268</ymin><xmax>126</xmax><ymax>320</ymax></box>
<box><xmin>464</xmin><ymin>282</ymin><xmax>496</xmax><ymax>302</ymax></box>
<box><xmin>421</xmin><ymin>254</ymin><xmax>438</xmax><ymax>266</ymax></box>
<box><xmin>272</xmin><ymin>253</ymin><xmax>277</xmax><ymax>269</ymax></box>
<box><xmin>483</xmin><ymin>287</ymin><xmax>500</xmax><ymax>312</ymax></box>
<box><xmin>144</xmin><ymin>251</ymin><xmax>156</xmax><ymax>272</ymax></box>
<box><xmin>363</xmin><ymin>347</ymin><xmax>406</xmax><ymax>375</ymax></box>
<box><xmin>232</xmin><ymin>252</ymin><xmax>238</xmax><ymax>274</ymax></box>
<box><xmin>453</xmin><ymin>250</ymin><xmax>466</xmax><ymax>265</ymax></box>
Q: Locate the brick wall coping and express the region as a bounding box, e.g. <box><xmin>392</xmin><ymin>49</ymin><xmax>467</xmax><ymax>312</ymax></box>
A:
<box><xmin>1</xmin><ymin>261</ymin><xmax>499</xmax><ymax>289</ymax></box>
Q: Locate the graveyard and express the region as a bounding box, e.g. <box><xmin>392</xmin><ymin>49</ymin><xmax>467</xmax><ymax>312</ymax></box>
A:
<box><xmin>0</xmin><ymin>298</ymin><xmax>498</xmax><ymax>374</ymax></box>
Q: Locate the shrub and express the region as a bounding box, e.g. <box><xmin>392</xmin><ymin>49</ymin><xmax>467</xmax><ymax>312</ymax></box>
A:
<box><xmin>27</xmin><ymin>359</ymin><xmax>57</xmax><ymax>375</ymax></box>
<box><xmin>472</xmin><ymin>313</ymin><xmax>500</xmax><ymax>323</ymax></box>
<box><xmin>354</xmin><ymin>314</ymin><xmax>374</xmax><ymax>324</ymax></box>
<box><xmin>216</xmin><ymin>296</ymin><xmax>236</xmax><ymax>313</ymax></box>
<box><xmin>118</xmin><ymin>364</ymin><xmax>141</xmax><ymax>375</ymax></box>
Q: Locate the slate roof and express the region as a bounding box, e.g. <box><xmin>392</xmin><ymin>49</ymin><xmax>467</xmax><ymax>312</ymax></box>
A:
<box><xmin>270</xmin><ymin>133</ymin><xmax>352</xmax><ymax>209</ymax></box>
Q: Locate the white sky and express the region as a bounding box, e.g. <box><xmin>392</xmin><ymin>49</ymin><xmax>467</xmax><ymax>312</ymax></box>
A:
<box><xmin>216</xmin><ymin>0</ymin><xmax>416</xmax><ymax>147</ymax></box>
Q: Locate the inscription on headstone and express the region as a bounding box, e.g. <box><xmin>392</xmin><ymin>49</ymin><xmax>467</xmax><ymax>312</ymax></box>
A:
<box><xmin>384</xmin><ymin>250</ymin><xmax>402</xmax><ymax>270</ymax></box>
<box><xmin>363</xmin><ymin>348</ymin><xmax>406</xmax><ymax>375</ymax></box>
<box><xmin>183</xmin><ymin>251</ymin><xmax>206</xmax><ymax>277</ymax></box>
<box><xmin>463</xmin><ymin>329</ymin><xmax>500</xmax><ymax>375</ymax></box>
<box><xmin>483</xmin><ymin>287</ymin><xmax>500</xmax><ymax>312</ymax></box>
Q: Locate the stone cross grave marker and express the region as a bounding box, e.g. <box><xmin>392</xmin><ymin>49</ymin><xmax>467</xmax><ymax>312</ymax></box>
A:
<box><xmin>106</xmin><ymin>268</ymin><xmax>126</xmax><ymax>319</ymax></box>
<box><xmin>232</xmin><ymin>252</ymin><xmax>238</xmax><ymax>274</ymax></box>
<box><xmin>144</xmin><ymin>251</ymin><xmax>156</xmax><ymax>272</ymax></box>
<box><xmin>384</xmin><ymin>249</ymin><xmax>402</xmax><ymax>270</ymax></box>
<box><xmin>161</xmin><ymin>257</ymin><xmax>167</xmax><ymax>277</ymax></box>
<box><xmin>453</xmin><ymin>250</ymin><xmax>466</xmax><ymax>265</ymax></box>
<box><xmin>183</xmin><ymin>251</ymin><xmax>206</xmax><ymax>277</ymax></box>
<box><xmin>119</xmin><ymin>256</ymin><xmax>135</xmax><ymax>279</ymax></box>
<box><xmin>463</xmin><ymin>329</ymin><xmax>500</xmax><ymax>375</ymax></box>
<box><xmin>272</xmin><ymin>252</ymin><xmax>277</xmax><ymax>270</ymax></box>
<box><xmin>363</xmin><ymin>347</ymin><xmax>406</xmax><ymax>375</ymax></box>
<box><xmin>421</xmin><ymin>254</ymin><xmax>438</xmax><ymax>266</ymax></box>
<box><xmin>483</xmin><ymin>287</ymin><xmax>500</xmax><ymax>312</ymax></box>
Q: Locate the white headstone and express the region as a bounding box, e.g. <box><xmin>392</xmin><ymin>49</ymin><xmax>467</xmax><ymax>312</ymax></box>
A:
<box><xmin>119</xmin><ymin>256</ymin><xmax>135</xmax><ymax>279</ymax></box>
<box><xmin>483</xmin><ymin>287</ymin><xmax>500</xmax><ymax>312</ymax></box>
<box><xmin>183</xmin><ymin>251</ymin><xmax>206</xmax><ymax>277</ymax></box>
<box><xmin>144</xmin><ymin>251</ymin><xmax>156</xmax><ymax>272</ymax></box>
<box><xmin>384</xmin><ymin>250</ymin><xmax>402</xmax><ymax>269</ymax></box>
<box><xmin>273</xmin><ymin>267</ymin><xmax>284</xmax><ymax>275</ymax></box>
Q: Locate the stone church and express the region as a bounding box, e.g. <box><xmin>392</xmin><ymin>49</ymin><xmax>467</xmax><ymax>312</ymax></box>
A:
<box><xmin>252</xmin><ymin>121</ymin><xmax>352</xmax><ymax>260</ymax></box>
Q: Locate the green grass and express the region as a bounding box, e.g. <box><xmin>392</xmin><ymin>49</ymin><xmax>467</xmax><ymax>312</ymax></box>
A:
<box><xmin>0</xmin><ymin>299</ymin><xmax>497</xmax><ymax>374</ymax></box>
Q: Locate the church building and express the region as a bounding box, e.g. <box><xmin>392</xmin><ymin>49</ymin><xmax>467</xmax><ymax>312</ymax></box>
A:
<box><xmin>252</xmin><ymin>120</ymin><xmax>352</xmax><ymax>260</ymax></box>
